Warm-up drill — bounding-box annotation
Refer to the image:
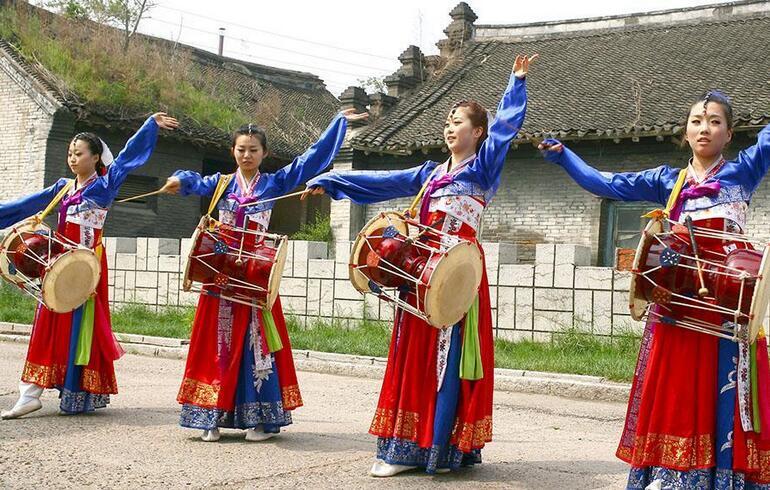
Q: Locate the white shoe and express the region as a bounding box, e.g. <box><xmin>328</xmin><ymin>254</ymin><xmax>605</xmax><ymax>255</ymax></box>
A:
<box><xmin>369</xmin><ymin>459</ymin><xmax>417</xmax><ymax>477</ymax></box>
<box><xmin>245</xmin><ymin>427</ymin><xmax>276</xmax><ymax>441</ymax></box>
<box><xmin>201</xmin><ymin>428</ymin><xmax>220</xmax><ymax>442</ymax></box>
<box><xmin>1</xmin><ymin>399</ymin><xmax>42</xmax><ymax>419</ymax></box>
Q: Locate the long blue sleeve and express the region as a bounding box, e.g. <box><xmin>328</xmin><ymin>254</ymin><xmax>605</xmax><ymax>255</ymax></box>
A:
<box><xmin>465</xmin><ymin>75</ymin><xmax>527</xmax><ymax>190</ymax></box>
<box><xmin>97</xmin><ymin>116</ymin><xmax>159</xmax><ymax>202</ymax></box>
<box><xmin>306</xmin><ymin>161</ymin><xmax>439</xmax><ymax>205</ymax></box>
<box><xmin>173</xmin><ymin>170</ymin><xmax>222</xmax><ymax>197</ymax></box>
<box><xmin>260</xmin><ymin>113</ymin><xmax>348</xmax><ymax>198</ymax></box>
<box><xmin>738</xmin><ymin>123</ymin><xmax>770</xmax><ymax>193</ymax></box>
<box><xmin>541</xmin><ymin>140</ymin><xmax>677</xmax><ymax>205</ymax></box>
<box><xmin>0</xmin><ymin>178</ymin><xmax>70</xmax><ymax>229</ymax></box>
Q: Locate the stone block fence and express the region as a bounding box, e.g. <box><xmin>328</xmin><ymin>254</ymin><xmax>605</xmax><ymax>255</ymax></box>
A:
<box><xmin>102</xmin><ymin>236</ymin><xmax>643</xmax><ymax>341</ymax></box>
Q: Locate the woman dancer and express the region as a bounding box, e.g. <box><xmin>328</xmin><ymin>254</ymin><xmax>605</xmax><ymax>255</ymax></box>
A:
<box><xmin>539</xmin><ymin>90</ymin><xmax>770</xmax><ymax>488</ymax></box>
<box><xmin>163</xmin><ymin>109</ymin><xmax>367</xmax><ymax>442</ymax></box>
<box><xmin>303</xmin><ymin>55</ymin><xmax>536</xmax><ymax>476</ymax></box>
<box><xmin>0</xmin><ymin>112</ymin><xmax>179</xmax><ymax>418</ymax></box>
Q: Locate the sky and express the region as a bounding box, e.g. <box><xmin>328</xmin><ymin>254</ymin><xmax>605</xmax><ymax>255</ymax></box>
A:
<box><xmin>126</xmin><ymin>0</ymin><xmax>725</xmax><ymax>96</ymax></box>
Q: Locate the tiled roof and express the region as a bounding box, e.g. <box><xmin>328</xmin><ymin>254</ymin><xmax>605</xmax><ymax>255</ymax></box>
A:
<box><xmin>352</xmin><ymin>12</ymin><xmax>770</xmax><ymax>153</ymax></box>
<box><xmin>0</xmin><ymin>9</ymin><xmax>339</xmax><ymax>159</ymax></box>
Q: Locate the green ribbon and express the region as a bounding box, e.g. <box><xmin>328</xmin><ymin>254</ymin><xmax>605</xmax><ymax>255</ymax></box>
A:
<box><xmin>74</xmin><ymin>298</ymin><xmax>95</xmax><ymax>365</ymax></box>
<box><xmin>261</xmin><ymin>309</ymin><xmax>283</xmax><ymax>353</ymax></box>
<box><xmin>459</xmin><ymin>295</ymin><xmax>483</xmax><ymax>381</ymax></box>
<box><xmin>751</xmin><ymin>341</ymin><xmax>761</xmax><ymax>433</ymax></box>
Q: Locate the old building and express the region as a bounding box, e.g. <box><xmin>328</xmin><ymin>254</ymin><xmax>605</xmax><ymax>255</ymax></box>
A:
<box><xmin>330</xmin><ymin>1</ymin><xmax>770</xmax><ymax>264</ymax></box>
<box><xmin>0</xmin><ymin>1</ymin><xmax>338</xmax><ymax>238</ymax></box>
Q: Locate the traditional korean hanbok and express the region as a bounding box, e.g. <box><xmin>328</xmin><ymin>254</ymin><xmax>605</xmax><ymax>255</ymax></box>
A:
<box><xmin>0</xmin><ymin>116</ymin><xmax>160</xmax><ymax>414</ymax></box>
<box><xmin>173</xmin><ymin>113</ymin><xmax>347</xmax><ymax>436</ymax></box>
<box><xmin>540</xmin><ymin>125</ymin><xmax>770</xmax><ymax>489</ymax></box>
<box><xmin>306</xmin><ymin>74</ymin><xmax>527</xmax><ymax>472</ymax></box>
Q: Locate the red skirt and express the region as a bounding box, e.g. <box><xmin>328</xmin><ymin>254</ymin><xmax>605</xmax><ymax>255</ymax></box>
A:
<box><xmin>177</xmin><ymin>293</ymin><xmax>302</xmax><ymax>413</ymax></box>
<box><xmin>617</xmin><ymin>318</ymin><xmax>770</xmax><ymax>483</ymax></box>
<box><xmin>22</xmin><ymin>223</ymin><xmax>120</xmax><ymax>396</ymax></box>
<box><xmin>370</xmin><ymin>266</ymin><xmax>494</xmax><ymax>454</ymax></box>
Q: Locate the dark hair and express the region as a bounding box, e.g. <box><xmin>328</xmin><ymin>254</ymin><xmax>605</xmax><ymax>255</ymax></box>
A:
<box><xmin>71</xmin><ymin>132</ymin><xmax>106</xmax><ymax>175</ymax></box>
<box><xmin>449</xmin><ymin>100</ymin><xmax>489</xmax><ymax>153</ymax></box>
<box><xmin>231</xmin><ymin>124</ymin><xmax>268</xmax><ymax>152</ymax></box>
<box><xmin>681</xmin><ymin>90</ymin><xmax>734</xmax><ymax>149</ymax></box>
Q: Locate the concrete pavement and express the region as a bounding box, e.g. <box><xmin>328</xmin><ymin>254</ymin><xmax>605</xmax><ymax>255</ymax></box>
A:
<box><xmin>0</xmin><ymin>341</ymin><xmax>631</xmax><ymax>489</ymax></box>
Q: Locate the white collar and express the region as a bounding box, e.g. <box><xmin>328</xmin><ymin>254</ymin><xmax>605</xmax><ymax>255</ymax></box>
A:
<box><xmin>75</xmin><ymin>172</ymin><xmax>98</xmax><ymax>190</ymax></box>
<box><xmin>236</xmin><ymin>168</ymin><xmax>261</xmax><ymax>195</ymax></box>
<box><xmin>444</xmin><ymin>153</ymin><xmax>476</xmax><ymax>174</ymax></box>
<box><xmin>687</xmin><ymin>155</ymin><xmax>723</xmax><ymax>184</ymax></box>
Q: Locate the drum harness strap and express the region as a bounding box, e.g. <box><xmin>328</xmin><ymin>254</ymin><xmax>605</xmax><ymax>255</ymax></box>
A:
<box><xmin>38</xmin><ymin>179</ymin><xmax>75</xmax><ymax>223</ymax></box>
<box><xmin>207</xmin><ymin>173</ymin><xmax>235</xmax><ymax>217</ymax></box>
<box><xmin>643</xmin><ymin>168</ymin><xmax>688</xmax><ymax>220</ymax></box>
<box><xmin>405</xmin><ymin>165</ymin><xmax>442</xmax><ymax>219</ymax></box>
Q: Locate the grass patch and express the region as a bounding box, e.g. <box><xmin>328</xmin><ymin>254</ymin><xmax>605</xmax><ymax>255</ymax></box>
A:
<box><xmin>0</xmin><ymin>283</ymin><xmax>193</xmax><ymax>337</ymax></box>
<box><xmin>494</xmin><ymin>328</ymin><xmax>640</xmax><ymax>382</ymax></box>
<box><xmin>0</xmin><ymin>4</ymin><xmax>275</xmax><ymax>131</ymax></box>
<box><xmin>110</xmin><ymin>303</ymin><xmax>194</xmax><ymax>339</ymax></box>
<box><xmin>0</xmin><ymin>283</ymin><xmax>36</xmax><ymax>324</ymax></box>
<box><xmin>286</xmin><ymin>316</ymin><xmax>390</xmax><ymax>357</ymax></box>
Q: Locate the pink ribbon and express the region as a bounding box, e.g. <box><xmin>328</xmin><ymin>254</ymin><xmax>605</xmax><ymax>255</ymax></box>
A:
<box><xmin>229</xmin><ymin>172</ymin><xmax>261</xmax><ymax>227</ymax></box>
<box><xmin>419</xmin><ymin>172</ymin><xmax>455</xmax><ymax>224</ymax></box>
<box><xmin>229</xmin><ymin>193</ymin><xmax>261</xmax><ymax>227</ymax></box>
<box><xmin>57</xmin><ymin>191</ymin><xmax>86</xmax><ymax>232</ymax></box>
<box><xmin>669</xmin><ymin>181</ymin><xmax>721</xmax><ymax>221</ymax></box>
<box><xmin>57</xmin><ymin>176</ymin><xmax>98</xmax><ymax>230</ymax></box>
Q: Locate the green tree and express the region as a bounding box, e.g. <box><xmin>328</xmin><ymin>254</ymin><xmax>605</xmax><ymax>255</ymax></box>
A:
<box><xmin>46</xmin><ymin>0</ymin><xmax>153</xmax><ymax>51</ymax></box>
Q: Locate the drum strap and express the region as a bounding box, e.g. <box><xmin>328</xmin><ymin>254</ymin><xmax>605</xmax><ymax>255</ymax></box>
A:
<box><xmin>643</xmin><ymin>168</ymin><xmax>688</xmax><ymax>219</ymax></box>
<box><xmin>206</xmin><ymin>173</ymin><xmax>235</xmax><ymax>216</ymax></box>
<box><xmin>405</xmin><ymin>165</ymin><xmax>442</xmax><ymax>218</ymax></box>
<box><xmin>39</xmin><ymin>179</ymin><xmax>74</xmax><ymax>221</ymax></box>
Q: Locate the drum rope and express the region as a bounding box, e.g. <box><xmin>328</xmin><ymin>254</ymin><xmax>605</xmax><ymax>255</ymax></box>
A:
<box><xmin>38</xmin><ymin>180</ymin><xmax>74</xmax><ymax>222</ymax></box>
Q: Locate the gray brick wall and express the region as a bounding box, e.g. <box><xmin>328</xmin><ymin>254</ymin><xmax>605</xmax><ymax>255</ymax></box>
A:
<box><xmin>348</xmin><ymin>134</ymin><xmax>769</xmax><ymax>264</ymax></box>
<box><xmin>0</xmin><ymin>63</ymin><xmax>54</xmax><ymax>201</ymax></box>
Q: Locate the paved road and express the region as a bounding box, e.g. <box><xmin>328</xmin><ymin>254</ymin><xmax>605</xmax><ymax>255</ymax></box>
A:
<box><xmin>0</xmin><ymin>341</ymin><xmax>630</xmax><ymax>489</ymax></box>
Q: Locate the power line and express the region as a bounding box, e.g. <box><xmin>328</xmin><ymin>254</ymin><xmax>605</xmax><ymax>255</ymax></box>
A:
<box><xmin>181</xmin><ymin>39</ymin><xmax>371</xmax><ymax>83</ymax></box>
<box><xmin>184</xmin><ymin>39</ymin><xmax>382</xmax><ymax>79</ymax></box>
<box><xmin>148</xmin><ymin>17</ymin><xmax>392</xmax><ymax>73</ymax></box>
<box><xmin>153</xmin><ymin>4</ymin><xmax>395</xmax><ymax>61</ymax></box>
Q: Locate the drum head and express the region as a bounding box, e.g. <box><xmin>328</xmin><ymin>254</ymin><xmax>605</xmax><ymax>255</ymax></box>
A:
<box><xmin>0</xmin><ymin>220</ymin><xmax>42</xmax><ymax>285</ymax></box>
<box><xmin>265</xmin><ymin>236</ymin><xmax>288</xmax><ymax>310</ymax></box>
<box><xmin>41</xmin><ymin>249</ymin><xmax>100</xmax><ymax>313</ymax></box>
<box><xmin>349</xmin><ymin>211</ymin><xmax>408</xmax><ymax>292</ymax></box>
<box><xmin>182</xmin><ymin>216</ymin><xmax>210</xmax><ymax>292</ymax></box>
<box><xmin>628</xmin><ymin>219</ymin><xmax>662</xmax><ymax>321</ymax></box>
<box><xmin>423</xmin><ymin>241</ymin><xmax>483</xmax><ymax>328</ymax></box>
<box><xmin>747</xmin><ymin>245</ymin><xmax>770</xmax><ymax>343</ymax></box>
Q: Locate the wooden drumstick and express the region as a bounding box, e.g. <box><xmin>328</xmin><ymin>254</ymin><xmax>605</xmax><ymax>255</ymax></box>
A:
<box><xmin>117</xmin><ymin>189</ymin><xmax>165</xmax><ymax>203</ymax></box>
<box><xmin>237</xmin><ymin>189</ymin><xmax>307</xmax><ymax>208</ymax></box>
<box><xmin>684</xmin><ymin>216</ymin><xmax>709</xmax><ymax>297</ymax></box>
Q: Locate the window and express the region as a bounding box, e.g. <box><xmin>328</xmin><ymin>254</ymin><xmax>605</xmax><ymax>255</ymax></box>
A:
<box><xmin>599</xmin><ymin>200</ymin><xmax>656</xmax><ymax>267</ymax></box>
<box><xmin>115</xmin><ymin>175</ymin><xmax>160</xmax><ymax>212</ymax></box>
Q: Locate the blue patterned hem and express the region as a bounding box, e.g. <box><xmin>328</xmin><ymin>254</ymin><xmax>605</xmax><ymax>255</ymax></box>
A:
<box><xmin>376</xmin><ymin>437</ymin><xmax>482</xmax><ymax>474</ymax></box>
<box><xmin>180</xmin><ymin>401</ymin><xmax>293</xmax><ymax>430</ymax></box>
<box><xmin>628</xmin><ymin>466</ymin><xmax>770</xmax><ymax>489</ymax></box>
<box><xmin>58</xmin><ymin>388</ymin><xmax>110</xmax><ymax>414</ymax></box>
